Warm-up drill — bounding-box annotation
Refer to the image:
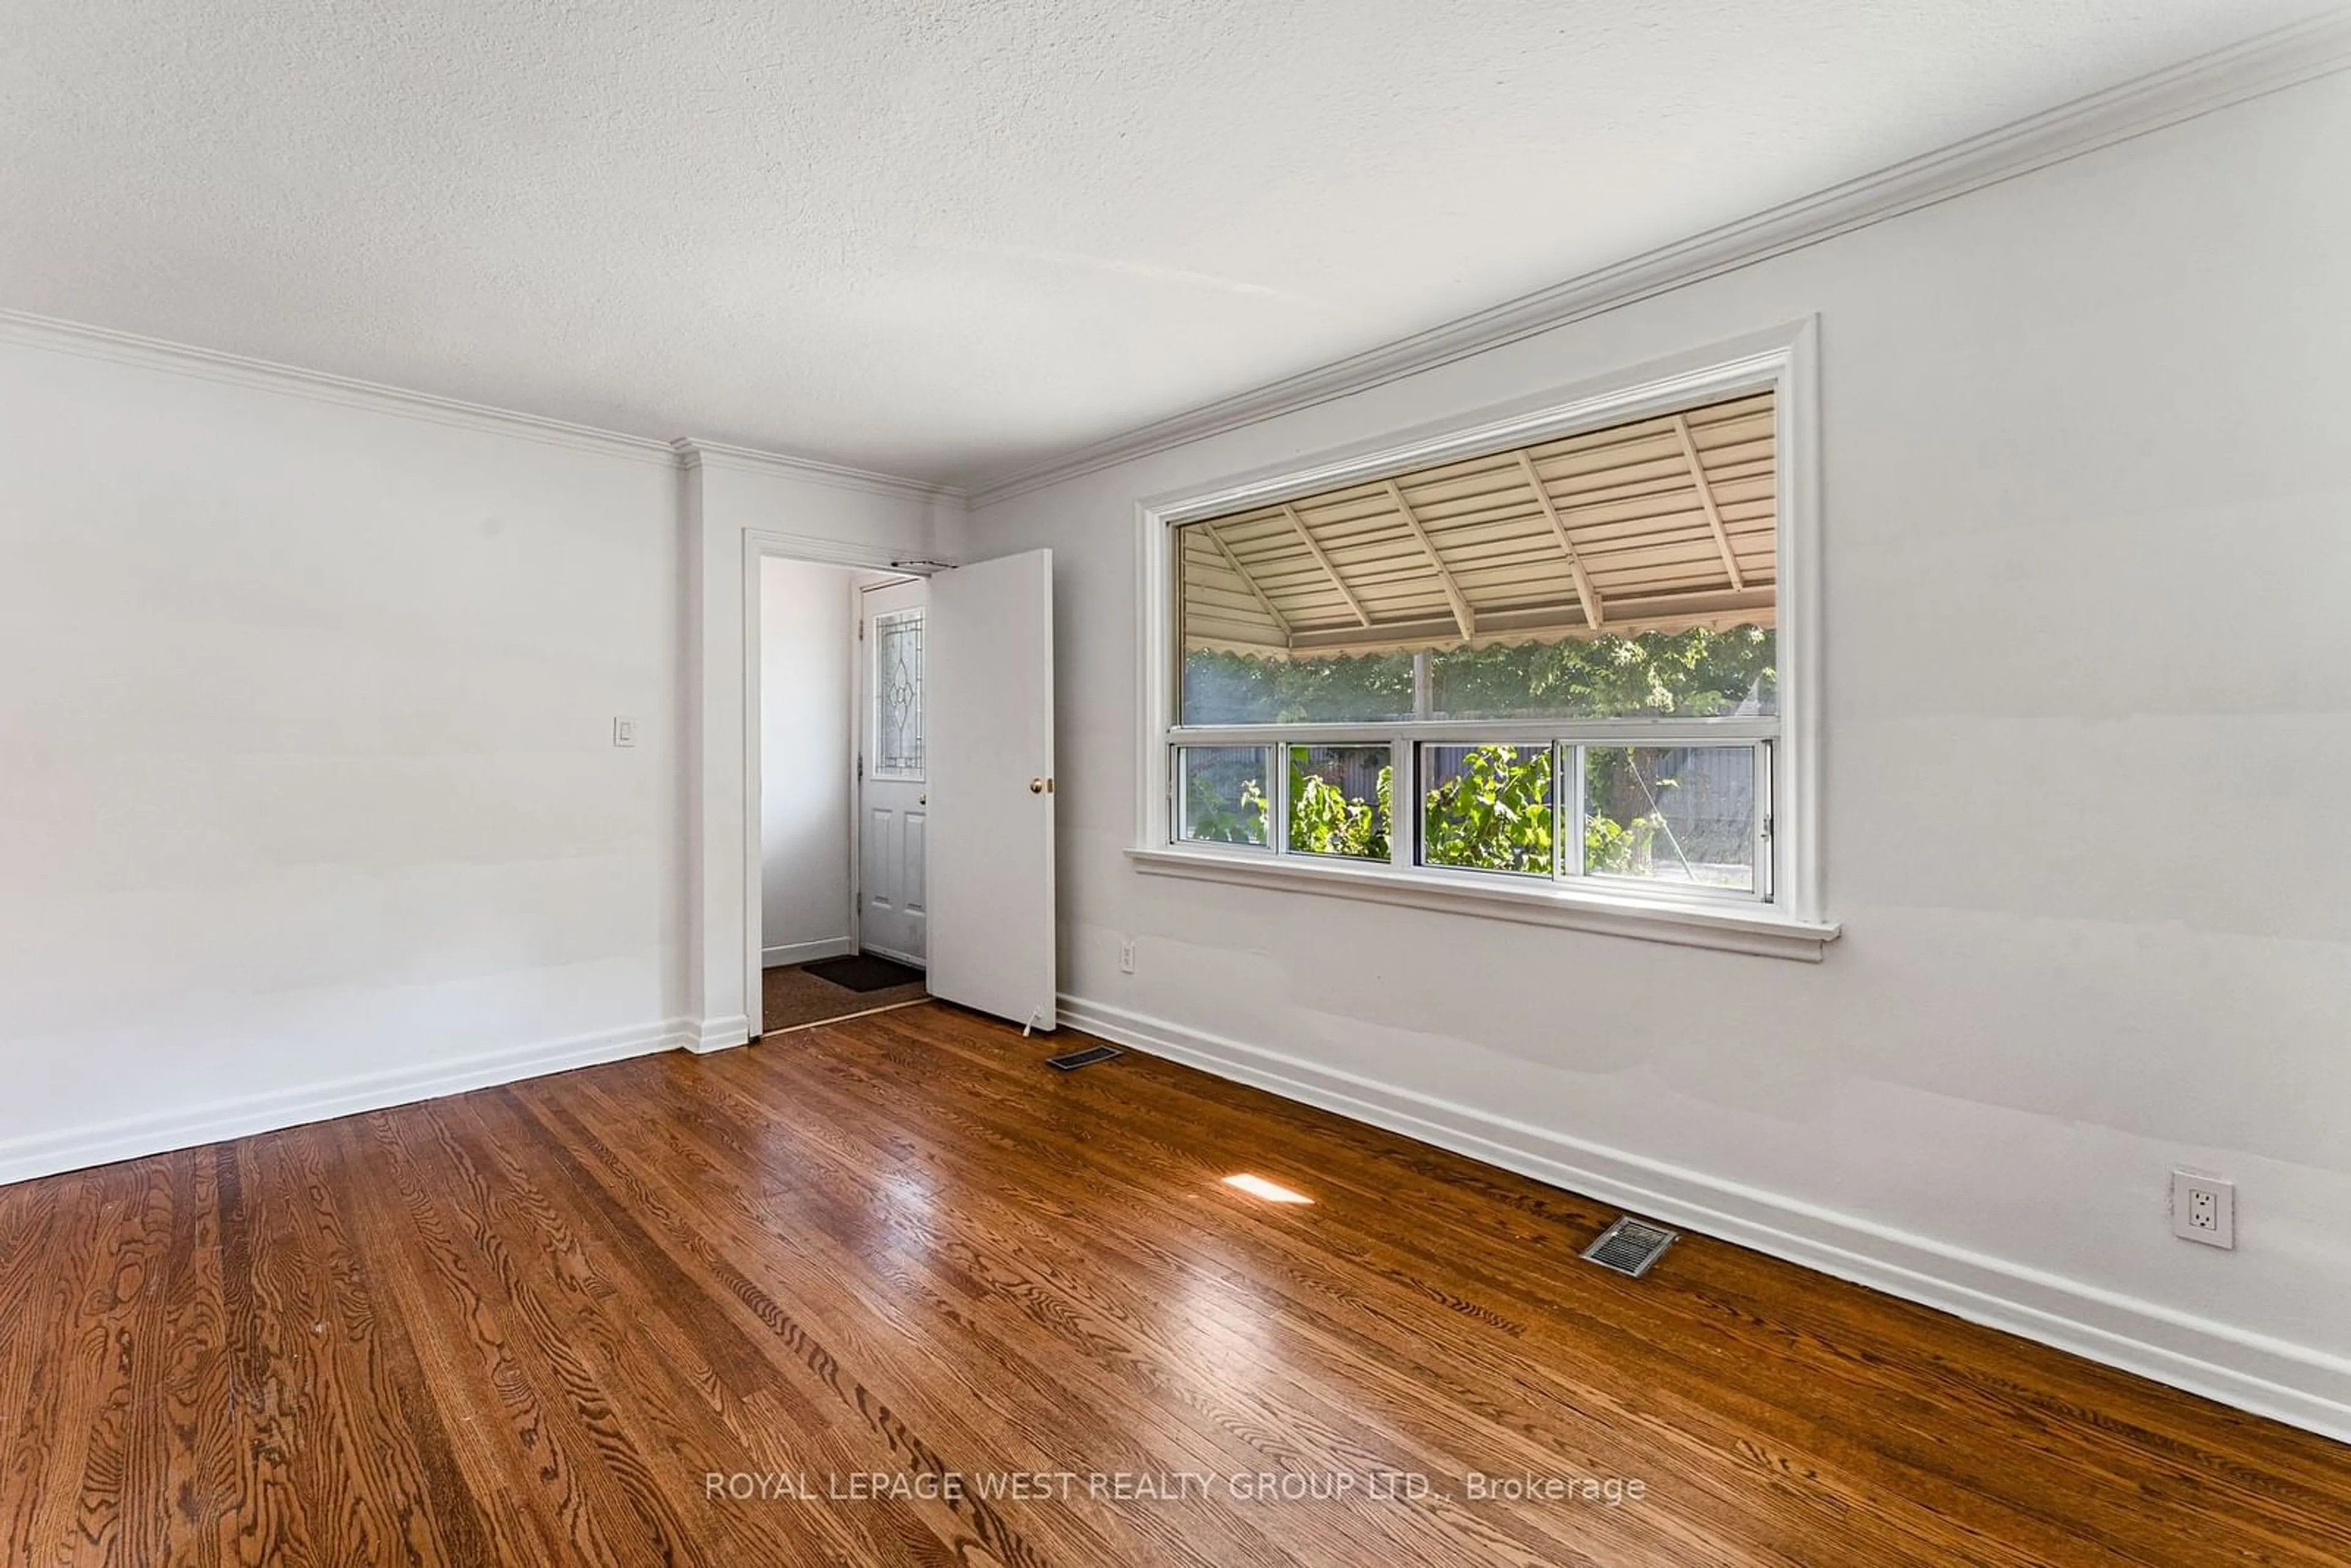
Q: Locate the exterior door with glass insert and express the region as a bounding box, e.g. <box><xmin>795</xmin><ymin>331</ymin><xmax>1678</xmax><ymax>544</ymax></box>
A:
<box><xmin>859</xmin><ymin>578</ymin><xmax>928</xmax><ymax>966</ymax></box>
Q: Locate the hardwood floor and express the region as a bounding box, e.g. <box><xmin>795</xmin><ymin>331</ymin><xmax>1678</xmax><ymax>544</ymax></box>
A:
<box><xmin>2</xmin><ymin>1005</ymin><xmax>2345</xmax><ymax>1566</ymax></box>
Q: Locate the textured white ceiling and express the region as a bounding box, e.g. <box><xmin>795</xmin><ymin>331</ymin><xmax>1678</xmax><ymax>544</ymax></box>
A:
<box><xmin>1</xmin><ymin>1</ymin><xmax>2315</xmax><ymax>484</ymax></box>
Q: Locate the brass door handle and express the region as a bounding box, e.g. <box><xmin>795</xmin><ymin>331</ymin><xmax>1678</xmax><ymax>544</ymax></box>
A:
<box><xmin>1029</xmin><ymin>778</ymin><xmax>1044</xmax><ymax>794</ymax></box>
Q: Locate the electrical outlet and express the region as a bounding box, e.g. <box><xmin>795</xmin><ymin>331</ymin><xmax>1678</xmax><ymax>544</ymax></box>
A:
<box><xmin>2170</xmin><ymin>1168</ymin><xmax>2234</xmax><ymax>1250</ymax></box>
<box><xmin>612</xmin><ymin>716</ymin><xmax>637</xmax><ymax>748</ymax></box>
<box><xmin>1118</xmin><ymin>938</ymin><xmax>1136</xmax><ymax>975</ymax></box>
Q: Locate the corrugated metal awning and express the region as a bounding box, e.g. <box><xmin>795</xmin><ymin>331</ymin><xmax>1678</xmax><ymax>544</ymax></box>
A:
<box><xmin>1179</xmin><ymin>390</ymin><xmax>1774</xmax><ymax>658</ymax></box>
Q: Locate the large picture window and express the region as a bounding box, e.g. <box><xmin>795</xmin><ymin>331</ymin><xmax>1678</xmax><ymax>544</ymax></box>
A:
<box><xmin>1140</xmin><ymin>335</ymin><xmax>1831</xmax><ymax>955</ymax></box>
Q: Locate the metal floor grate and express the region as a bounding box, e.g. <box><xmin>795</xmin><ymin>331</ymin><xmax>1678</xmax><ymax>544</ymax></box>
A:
<box><xmin>1044</xmin><ymin>1045</ymin><xmax>1123</xmax><ymax>1071</ymax></box>
<box><xmin>1581</xmin><ymin>1217</ymin><xmax>1678</xmax><ymax>1278</ymax></box>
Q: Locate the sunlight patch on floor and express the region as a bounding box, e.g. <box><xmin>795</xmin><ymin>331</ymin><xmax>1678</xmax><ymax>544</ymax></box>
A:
<box><xmin>1221</xmin><ymin>1173</ymin><xmax>1313</xmax><ymax>1205</ymax></box>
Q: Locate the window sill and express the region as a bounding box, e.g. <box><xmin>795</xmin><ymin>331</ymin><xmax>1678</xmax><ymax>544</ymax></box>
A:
<box><xmin>1126</xmin><ymin>846</ymin><xmax>1840</xmax><ymax>962</ymax></box>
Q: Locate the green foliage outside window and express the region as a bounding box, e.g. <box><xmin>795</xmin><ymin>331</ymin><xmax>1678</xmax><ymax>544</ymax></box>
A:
<box><xmin>1427</xmin><ymin>626</ymin><xmax>1774</xmax><ymax>721</ymax></box>
<box><xmin>1420</xmin><ymin>746</ymin><xmax>1554</xmax><ymax>873</ymax></box>
<box><xmin>1184</xmin><ymin>772</ymin><xmax>1267</xmax><ymax>845</ymax></box>
<box><xmin>1182</xmin><ymin>626</ymin><xmax>1774</xmax><ymax>726</ymax></box>
<box><xmin>1187</xmin><ymin>744</ymin><xmax>1667</xmax><ymax>874</ymax></box>
<box><xmin>1580</xmin><ymin>759</ymin><xmax>1667</xmax><ymax>876</ymax></box>
<box><xmin>1180</xmin><ymin>631</ymin><xmax>1763</xmax><ymax>872</ymax></box>
<box><xmin>1287</xmin><ymin>752</ymin><xmax>1390</xmax><ymax>861</ymax></box>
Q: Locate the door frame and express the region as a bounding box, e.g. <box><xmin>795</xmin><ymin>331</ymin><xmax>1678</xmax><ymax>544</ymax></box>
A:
<box><xmin>740</xmin><ymin>528</ymin><xmax>944</xmax><ymax>1038</ymax></box>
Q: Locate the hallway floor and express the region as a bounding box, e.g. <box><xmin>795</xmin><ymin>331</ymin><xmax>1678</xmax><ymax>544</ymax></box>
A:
<box><xmin>761</xmin><ymin>955</ymin><xmax>927</xmax><ymax>1032</ymax></box>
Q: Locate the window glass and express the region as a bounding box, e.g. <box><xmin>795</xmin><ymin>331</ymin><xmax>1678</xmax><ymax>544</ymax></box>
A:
<box><xmin>1174</xmin><ymin>390</ymin><xmax>1776</xmax><ymax>727</ymax></box>
<box><xmin>1581</xmin><ymin>746</ymin><xmax>1757</xmax><ymax>891</ymax></box>
<box><xmin>1426</xmin><ymin>628</ymin><xmax>1774</xmax><ymax>720</ymax></box>
<box><xmin>1419</xmin><ymin>745</ymin><xmax>1554</xmax><ymax>877</ymax></box>
<box><xmin>1164</xmin><ymin>387</ymin><xmax>1784</xmax><ymax>911</ymax></box>
<box><xmin>871</xmin><ymin>609</ymin><xmax>926</xmax><ymax>778</ymax></box>
<box><xmin>1285</xmin><ymin>746</ymin><xmax>1390</xmax><ymax>861</ymax></box>
<box><xmin>1177</xmin><ymin>747</ymin><xmax>1270</xmax><ymax>847</ymax></box>
<box><xmin>1181</xmin><ymin>650</ymin><xmax>1415</xmax><ymax>725</ymax></box>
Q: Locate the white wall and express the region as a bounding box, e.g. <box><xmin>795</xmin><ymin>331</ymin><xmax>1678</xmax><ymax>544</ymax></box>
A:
<box><xmin>0</xmin><ymin>336</ymin><xmax>687</xmax><ymax>1180</ymax></box>
<box><xmin>0</xmin><ymin>329</ymin><xmax>968</xmax><ymax>1172</ymax></box>
<box><xmin>759</xmin><ymin>558</ymin><xmax>855</xmax><ymax>966</ymax></box>
<box><xmin>969</xmin><ymin>73</ymin><xmax>2351</xmax><ymax>1438</ymax></box>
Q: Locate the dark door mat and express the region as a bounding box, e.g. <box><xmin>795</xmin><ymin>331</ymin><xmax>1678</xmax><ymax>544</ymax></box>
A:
<box><xmin>803</xmin><ymin>953</ymin><xmax>927</xmax><ymax>993</ymax></box>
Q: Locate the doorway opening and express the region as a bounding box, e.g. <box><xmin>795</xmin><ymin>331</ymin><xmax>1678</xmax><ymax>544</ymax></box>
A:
<box><xmin>756</xmin><ymin>558</ymin><xmax>931</xmax><ymax>1034</ymax></box>
<box><xmin>730</xmin><ymin>533</ymin><xmax>1057</xmax><ymax>1045</ymax></box>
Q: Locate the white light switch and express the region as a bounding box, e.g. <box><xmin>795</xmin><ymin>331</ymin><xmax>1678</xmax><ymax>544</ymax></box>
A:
<box><xmin>612</xmin><ymin>716</ymin><xmax>637</xmax><ymax>748</ymax></box>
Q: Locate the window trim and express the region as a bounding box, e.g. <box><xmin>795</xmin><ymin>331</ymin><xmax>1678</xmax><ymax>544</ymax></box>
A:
<box><xmin>1131</xmin><ymin>319</ymin><xmax>1834</xmax><ymax>959</ymax></box>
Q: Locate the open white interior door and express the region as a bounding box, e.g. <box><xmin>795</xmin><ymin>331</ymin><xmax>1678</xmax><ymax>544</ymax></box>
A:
<box><xmin>927</xmin><ymin>549</ymin><xmax>1056</xmax><ymax>1030</ymax></box>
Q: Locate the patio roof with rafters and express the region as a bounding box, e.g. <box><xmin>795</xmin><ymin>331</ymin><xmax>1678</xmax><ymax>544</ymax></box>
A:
<box><xmin>1178</xmin><ymin>390</ymin><xmax>1775</xmax><ymax>659</ymax></box>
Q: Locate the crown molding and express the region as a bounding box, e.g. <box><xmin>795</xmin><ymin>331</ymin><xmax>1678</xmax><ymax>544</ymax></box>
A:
<box><xmin>0</xmin><ymin>308</ymin><xmax>963</xmax><ymax>498</ymax></box>
<box><xmin>962</xmin><ymin>9</ymin><xmax>2351</xmax><ymax>509</ymax></box>
<box><xmin>0</xmin><ymin>307</ymin><xmax>681</xmax><ymax>465</ymax></box>
<box><xmin>670</xmin><ymin>437</ymin><xmax>964</xmax><ymax>505</ymax></box>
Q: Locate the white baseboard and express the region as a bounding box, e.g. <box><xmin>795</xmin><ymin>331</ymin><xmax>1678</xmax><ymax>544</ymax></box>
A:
<box><xmin>0</xmin><ymin>1017</ymin><xmax>692</xmax><ymax>1187</ymax></box>
<box><xmin>762</xmin><ymin>936</ymin><xmax>856</xmax><ymax>969</ymax></box>
<box><xmin>1059</xmin><ymin>993</ymin><xmax>2351</xmax><ymax>1446</ymax></box>
<box><xmin>689</xmin><ymin>1013</ymin><xmax>754</xmax><ymax>1053</ymax></box>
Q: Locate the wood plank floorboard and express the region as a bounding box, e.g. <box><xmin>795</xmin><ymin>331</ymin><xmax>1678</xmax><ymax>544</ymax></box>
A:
<box><xmin>0</xmin><ymin>1001</ymin><xmax>2344</xmax><ymax>1566</ymax></box>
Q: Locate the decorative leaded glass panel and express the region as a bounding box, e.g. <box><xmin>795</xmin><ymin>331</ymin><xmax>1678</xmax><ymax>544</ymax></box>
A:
<box><xmin>872</xmin><ymin>609</ymin><xmax>925</xmax><ymax>778</ymax></box>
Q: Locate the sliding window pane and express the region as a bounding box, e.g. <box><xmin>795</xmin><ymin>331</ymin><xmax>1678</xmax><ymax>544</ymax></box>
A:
<box><xmin>1176</xmin><ymin>746</ymin><xmax>1270</xmax><ymax>847</ymax></box>
<box><xmin>1581</xmin><ymin>745</ymin><xmax>1757</xmax><ymax>891</ymax></box>
<box><xmin>1285</xmin><ymin>746</ymin><xmax>1391</xmax><ymax>861</ymax></box>
<box><xmin>1419</xmin><ymin>745</ymin><xmax>1554</xmax><ymax>876</ymax></box>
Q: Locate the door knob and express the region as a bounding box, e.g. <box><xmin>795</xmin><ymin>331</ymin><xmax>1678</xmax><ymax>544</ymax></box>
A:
<box><xmin>1029</xmin><ymin>778</ymin><xmax>1044</xmax><ymax>794</ymax></box>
